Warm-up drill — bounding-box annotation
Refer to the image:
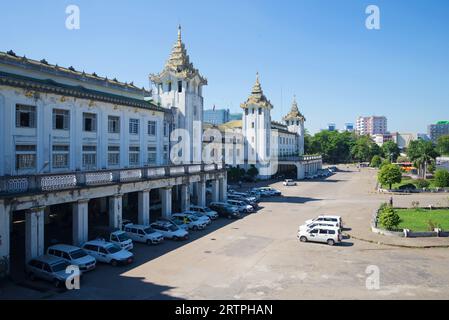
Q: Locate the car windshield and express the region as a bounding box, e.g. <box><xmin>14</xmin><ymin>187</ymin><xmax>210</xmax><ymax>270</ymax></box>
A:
<box><xmin>144</xmin><ymin>227</ymin><xmax>155</xmax><ymax>234</ymax></box>
<box><xmin>189</xmin><ymin>216</ymin><xmax>198</xmax><ymax>221</ymax></box>
<box><xmin>52</xmin><ymin>261</ymin><xmax>69</xmax><ymax>272</ymax></box>
<box><xmin>117</xmin><ymin>233</ymin><xmax>130</xmax><ymax>242</ymax></box>
<box><xmin>106</xmin><ymin>245</ymin><xmax>121</xmax><ymax>254</ymax></box>
<box><xmin>70</xmin><ymin>249</ymin><xmax>87</xmax><ymax>259</ymax></box>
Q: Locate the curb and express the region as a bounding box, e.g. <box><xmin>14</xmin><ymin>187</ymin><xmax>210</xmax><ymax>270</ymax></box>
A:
<box><xmin>345</xmin><ymin>233</ymin><xmax>449</xmax><ymax>249</ymax></box>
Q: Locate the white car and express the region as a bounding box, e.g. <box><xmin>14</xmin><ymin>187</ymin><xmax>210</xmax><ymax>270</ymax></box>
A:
<box><xmin>82</xmin><ymin>240</ymin><xmax>134</xmax><ymax>266</ymax></box>
<box><xmin>299</xmin><ymin>221</ymin><xmax>340</xmax><ymax>232</ymax></box>
<box><xmin>283</xmin><ymin>179</ymin><xmax>297</xmax><ymax>186</ymax></box>
<box><xmin>189</xmin><ymin>205</ymin><xmax>219</xmax><ymax>220</ymax></box>
<box><xmin>305</xmin><ymin>215</ymin><xmax>343</xmax><ymax>228</ymax></box>
<box><xmin>47</xmin><ymin>244</ymin><xmax>96</xmax><ymax>272</ymax></box>
<box><xmin>123</xmin><ymin>224</ymin><xmax>164</xmax><ymax>245</ymax></box>
<box><xmin>181</xmin><ymin>210</ymin><xmax>211</xmax><ymax>225</ymax></box>
<box><xmin>95</xmin><ymin>229</ymin><xmax>133</xmax><ymax>251</ymax></box>
<box><xmin>227</xmin><ymin>199</ymin><xmax>254</xmax><ymax>213</ymax></box>
<box><xmin>171</xmin><ymin>213</ymin><xmax>207</xmax><ymax>231</ymax></box>
<box><xmin>151</xmin><ymin>221</ymin><xmax>189</xmax><ymax>240</ymax></box>
<box><xmin>297</xmin><ymin>226</ymin><xmax>342</xmax><ymax>246</ymax></box>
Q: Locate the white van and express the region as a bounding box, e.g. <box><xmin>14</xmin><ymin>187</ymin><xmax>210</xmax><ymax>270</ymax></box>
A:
<box><xmin>124</xmin><ymin>224</ymin><xmax>164</xmax><ymax>245</ymax></box>
<box><xmin>304</xmin><ymin>215</ymin><xmax>343</xmax><ymax>228</ymax></box>
<box><xmin>297</xmin><ymin>226</ymin><xmax>342</xmax><ymax>246</ymax></box>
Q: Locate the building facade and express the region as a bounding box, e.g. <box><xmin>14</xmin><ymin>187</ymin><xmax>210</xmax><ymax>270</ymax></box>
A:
<box><xmin>428</xmin><ymin>121</ymin><xmax>449</xmax><ymax>143</ymax></box>
<box><xmin>0</xmin><ymin>27</ymin><xmax>227</xmax><ymax>274</ymax></box>
<box><xmin>203</xmin><ymin>108</ymin><xmax>230</xmax><ymax>125</ymax></box>
<box><xmin>356</xmin><ymin>116</ymin><xmax>388</xmax><ymax>136</ymax></box>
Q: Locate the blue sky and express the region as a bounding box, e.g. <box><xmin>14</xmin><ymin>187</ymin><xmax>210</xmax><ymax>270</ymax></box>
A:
<box><xmin>1</xmin><ymin>0</ymin><xmax>448</xmax><ymax>134</ymax></box>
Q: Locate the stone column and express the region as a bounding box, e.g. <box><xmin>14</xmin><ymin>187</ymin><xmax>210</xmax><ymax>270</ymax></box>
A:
<box><xmin>0</xmin><ymin>201</ymin><xmax>11</xmax><ymax>268</ymax></box>
<box><xmin>25</xmin><ymin>207</ymin><xmax>45</xmax><ymax>262</ymax></box>
<box><xmin>138</xmin><ymin>190</ymin><xmax>150</xmax><ymax>225</ymax></box>
<box><xmin>219</xmin><ymin>177</ymin><xmax>228</xmax><ymax>202</ymax></box>
<box><xmin>180</xmin><ymin>184</ymin><xmax>190</xmax><ymax>212</ymax></box>
<box><xmin>161</xmin><ymin>187</ymin><xmax>172</xmax><ymax>219</ymax></box>
<box><xmin>197</xmin><ymin>180</ymin><xmax>206</xmax><ymax>207</ymax></box>
<box><xmin>99</xmin><ymin>197</ymin><xmax>107</xmax><ymax>214</ymax></box>
<box><xmin>109</xmin><ymin>194</ymin><xmax>123</xmax><ymax>229</ymax></box>
<box><xmin>72</xmin><ymin>200</ymin><xmax>89</xmax><ymax>246</ymax></box>
<box><xmin>211</xmin><ymin>179</ymin><xmax>220</xmax><ymax>203</ymax></box>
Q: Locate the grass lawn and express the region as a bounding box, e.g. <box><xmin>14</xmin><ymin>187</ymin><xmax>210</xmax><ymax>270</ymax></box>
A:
<box><xmin>387</xmin><ymin>176</ymin><xmax>438</xmax><ymax>190</ymax></box>
<box><xmin>396</xmin><ymin>208</ymin><xmax>449</xmax><ymax>231</ymax></box>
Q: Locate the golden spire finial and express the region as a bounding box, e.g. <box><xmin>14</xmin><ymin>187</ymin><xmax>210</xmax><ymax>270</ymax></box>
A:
<box><xmin>178</xmin><ymin>24</ymin><xmax>182</xmax><ymax>43</ymax></box>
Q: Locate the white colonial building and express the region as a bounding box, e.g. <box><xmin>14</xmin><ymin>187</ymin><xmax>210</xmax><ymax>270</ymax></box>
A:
<box><xmin>0</xmin><ymin>27</ymin><xmax>227</xmax><ymax>276</ymax></box>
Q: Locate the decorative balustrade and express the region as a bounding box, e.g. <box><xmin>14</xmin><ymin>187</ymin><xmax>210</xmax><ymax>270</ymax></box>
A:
<box><xmin>0</xmin><ymin>162</ymin><xmax>225</xmax><ymax>195</ymax></box>
<box><xmin>39</xmin><ymin>175</ymin><xmax>77</xmax><ymax>191</ymax></box>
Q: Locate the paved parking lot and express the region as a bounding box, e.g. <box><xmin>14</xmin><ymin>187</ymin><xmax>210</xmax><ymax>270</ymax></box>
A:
<box><xmin>2</xmin><ymin>165</ymin><xmax>449</xmax><ymax>299</ymax></box>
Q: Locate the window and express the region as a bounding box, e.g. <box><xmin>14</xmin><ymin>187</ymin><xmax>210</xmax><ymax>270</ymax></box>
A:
<box><xmin>52</xmin><ymin>145</ymin><xmax>69</xmax><ymax>169</ymax></box>
<box><xmin>258</xmin><ymin>108</ymin><xmax>262</xmax><ymax>115</ymax></box>
<box><xmin>251</xmin><ymin>122</ymin><xmax>255</xmax><ymax>129</ymax></box>
<box><xmin>168</xmin><ymin>82</ymin><xmax>172</xmax><ymax>92</ymax></box>
<box><xmin>108</xmin><ymin>146</ymin><xmax>120</xmax><ymax>166</ymax></box>
<box><xmin>163</xmin><ymin>145</ymin><xmax>169</xmax><ymax>163</ymax></box>
<box><xmin>15</xmin><ymin>145</ymin><xmax>36</xmax><ymax>170</ymax></box>
<box><xmin>148</xmin><ymin>121</ymin><xmax>156</xmax><ymax>136</ymax></box>
<box><xmin>178</xmin><ymin>81</ymin><xmax>182</xmax><ymax>93</ymax></box>
<box><xmin>164</xmin><ymin>121</ymin><xmax>169</xmax><ymax>137</ymax></box>
<box><xmin>53</xmin><ymin>109</ymin><xmax>70</xmax><ymax>130</ymax></box>
<box><xmin>147</xmin><ymin>145</ymin><xmax>157</xmax><ymax>165</ymax></box>
<box><xmin>16</xmin><ymin>104</ymin><xmax>36</xmax><ymax>128</ymax></box>
<box><xmin>129</xmin><ymin>119</ymin><xmax>139</xmax><ymax>135</ymax></box>
<box><xmin>252</xmin><ymin>108</ymin><xmax>255</xmax><ymax>114</ymax></box>
<box><xmin>82</xmin><ymin>145</ymin><xmax>97</xmax><ymax>169</ymax></box>
<box><xmin>245</xmin><ymin>109</ymin><xmax>249</xmax><ymax>116</ymax></box>
<box><xmin>129</xmin><ymin>146</ymin><xmax>140</xmax><ymax>166</ymax></box>
<box><xmin>108</xmin><ymin>116</ymin><xmax>120</xmax><ymax>133</ymax></box>
<box><xmin>83</xmin><ymin>113</ymin><xmax>97</xmax><ymax>132</ymax></box>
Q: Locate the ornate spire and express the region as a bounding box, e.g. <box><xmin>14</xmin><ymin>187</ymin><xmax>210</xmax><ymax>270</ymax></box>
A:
<box><xmin>283</xmin><ymin>95</ymin><xmax>305</xmax><ymax>122</ymax></box>
<box><xmin>150</xmin><ymin>25</ymin><xmax>207</xmax><ymax>85</ymax></box>
<box><xmin>241</xmin><ymin>72</ymin><xmax>273</xmax><ymax>109</ymax></box>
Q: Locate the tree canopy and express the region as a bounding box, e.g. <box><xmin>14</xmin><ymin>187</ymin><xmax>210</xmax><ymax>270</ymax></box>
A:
<box><xmin>378</xmin><ymin>164</ymin><xmax>402</xmax><ymax>189</ymax></box>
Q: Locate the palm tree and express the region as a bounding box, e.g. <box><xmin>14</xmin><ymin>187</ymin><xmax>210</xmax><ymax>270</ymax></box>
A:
<box><xmin>413</xmin><ymin>141</ymin><xmax>439</xmax><ymax>179</ymax></box>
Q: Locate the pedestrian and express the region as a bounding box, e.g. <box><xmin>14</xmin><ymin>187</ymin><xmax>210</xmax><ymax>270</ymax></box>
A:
<box><xmin>238</xmin><ymin>180</ymin><xmax>243</xmax><ymax>188</ymax></box>
<box><xmin>389</xmin><ymin>196</ymin><xmax>393</xmax><ymax>207</ymax></box>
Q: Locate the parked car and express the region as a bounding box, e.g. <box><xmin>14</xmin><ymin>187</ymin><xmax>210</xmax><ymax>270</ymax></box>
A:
<box><xmin>94</xmin><ymin>227</ymin><xmax>133</xmax><ymax>251</ymax></box>
<box><xmin>297</xmin><ymin>226</ymin><xmax>342</xmax><ymax>246</ymax></box>
<box><xmin>189</xmin><ymin>205</ymin><xmax>219</xmax><ymax>220</ymax></box>
<box><xmin>228</xmin><ymin>194</ymin><xmax>258</xmax><ymax>208</ymax></box>
<box><xmin>150</xmin><ymin>221</ymin><xmax>189</xmax><ymax>240</ymax></box>
<box><xmin>209</xmin><ymin>202</ymin><xmax>241</xmax><ymax>219</ymax></box>
<box><xmin>123</xmin><ymin>224</ymin><xmax>164</xmax><ymax>245</ymax></box>
<box><xmin>82</xmin><ymin>240</ymin><xmax>134</xmax><ymax>266</ymax></box>
<box><xmin>182</xmin><ymin>210</ymin><xmax>212</xmax><ymax>225</ymax></box>
<box><xmin>26</xmin><ymin>255</ymin><xmax>73</xmax><ymax>288</ymax></box>
<box><xmin>304</xmin><ymin>215</ymin><xmax>343</xmax><ymax>228</ymax></box>
<box><xmin>172</xmin><ymin>213</ymin><xmax>208</xmax><ymax>230</ymax></box>
<box><xmin>298</xmin><ymin>221</ymin><xmax>340</xmax><ymax>232</ymax></box>
<box><xmin>231</xmin><ymin>192</ymin><xmax>259</xmax><ymax>203</ymax></box>
<box><xmin>252</xmin><ymin>187</ymin><xmax>281</xmax><ymax>196</ymax></box>
<box><xmin>227</xmin><ymin>199</ymin><xmax>254</xmax><ymax>213</ymax></box>
<box><xmin>283</xmin><ymin>179</ymin><xmax>297</xmax><ymax>186</ymax></box>
<box><xmin>47</xmin><ymin>244</ymin><xmax>96</xmax><ymax>272</ymax></box>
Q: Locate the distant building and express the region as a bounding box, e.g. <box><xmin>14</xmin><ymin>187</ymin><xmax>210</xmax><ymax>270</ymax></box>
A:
<box><xmin>391</xmin><ymin>132</ymin><xmax>416</xmax><ymax>150</ymax></box>
<box><xmin>373</xmin><ymin>133</ymin><xmax>393</xmax><ymax>146</ymax></box>
<box><xmin>417</xmin><ymin>133</ymin><xmax>431</xmax><ymax>141</ymax></box>
<box><xmin>229</xmin><ymin>113</ymin><xmax>242</xmax><ymax>121</ymax></box>
<box><xmin>344</xmin><ymin>123</ymin><xmax>354</xmax><ymax>132</ymax></box>
<box><xmin>428</xmin><ymin>121</ymin><xmax>449</xmax><ymax>143</ymax></box>
<box><xmin>327</xmin><ymin>123</ymin><xmax>336</xmax><ymax>131</ymax></box>
<box><xmin>356</xmin><ymin>116</ymin><xmax>387</xmax><ymax>136</ymax></box>
<box><xmin>203</xmin><ymin>108</ymin><xmax>230</xmax><ymax>125</ymax></box>
<box><xmin>436</xmin><ymin>157</ymin><xmax>449</xmax><ymax>171</ymax></box>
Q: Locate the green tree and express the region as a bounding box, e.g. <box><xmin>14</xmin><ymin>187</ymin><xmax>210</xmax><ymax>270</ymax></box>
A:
<box><xmin>415</xmin><ymin>179</ymin><xmax>430</xmax><ymax>189</ymax></box>
<box><xmin>382</xmin><ymin>141</ymin><xmax>400</xmax><ymax>162</ymax></box>
<box><xmin>247</xmin><ymin>165</ymin><xmax>259</xmax><ymax>178</ymax></box>
<box><xmin>378</xmin><ymin>206</ymin><xmax>401</xmax><ymax>230</ymax></box>
<box><xmin>437</xmin><ymin>135</ymin><xmax>449</xmax><ymax>156</ymax></box>
<box><xmin>434</xmin><ymin>169</ymin><xmax>449</xmax><ymax>188</ymax></box>
<box><xmin>397</xmin><ymin>155</ymin><xmax>410</xmax><ymax>163</ymax></box>
<box><xmin>351</xmin><ymin>135</ymin><xmax>372</xmax><ymax>162</ymax></box>
<box><xmin>378</xmin><ymin>164</ymin><xmax>402</xmax><ymax>189</ymax></box>
<box><xmin>407</xmin><ymin>140</ymin><xmax>439</xmax><ymax>179</ymax></box>
<box><xmin>370</xmin><ymin>155</ymin><xmax>382</xmax><ymax>168</ymax></box>
<box><xmin>369</xmin><ymin>143</ymin><xmax>383</xmax><ymax>160</ymax></box>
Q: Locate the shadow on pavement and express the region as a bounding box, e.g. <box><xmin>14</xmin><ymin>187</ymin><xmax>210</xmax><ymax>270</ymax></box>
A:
<box><xmin>261</xmin><ymin>196</ymin><xmax>322</xmax><ymax>204</ymax></box>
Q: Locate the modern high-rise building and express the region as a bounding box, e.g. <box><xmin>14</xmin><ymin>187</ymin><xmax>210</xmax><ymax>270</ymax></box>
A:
<box><xmin>428</xmin><ymin>121</ymin><xmax>449</xmax><ymax>143</ymax></box>
<box><xmin>344</xmin><ymin>123</ymin><xmax>354</xmax><ymax>132</ymax></box>
<box><xmin>203</xmin><ymin>108</ymin><xmax>230</xmax><ymax>125</ymax></box>
<box><xmin>356</xmin><ymin>116</ymin><xmax>388</xmax><ymax>136</ymax></box>
<box><xmin>327</xmin><ymin>123</ymin><xmax>336</xmax><ymax>131</ymax></box>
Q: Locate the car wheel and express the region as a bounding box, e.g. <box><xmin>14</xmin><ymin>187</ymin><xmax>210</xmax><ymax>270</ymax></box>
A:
<box><xmin>193</xmin><ymin>225</ymin><xmax>198</xmax><ymax>231</ymax></box>
<box><xmin>299</xmin><ymin>236</ymin><xmax>308</xmax><ymax>243</ymax></box>
<box><xmin>146</xmin><ymin>239</ymin><xmax>152</xmax><ymax>246</ymax></box>
<box><xmin>111</xmin><ymin>259</ymin><xmax>118</xmax><ymax>267</ymax></box>
<box><xmin>173</xmin><ymin>236</ymin><xmax>178</xmax><ymax>241</ymax></box>
<box><xmin>327</xmin><ymin>239</ymin><xmax>335</xmax><ymax>246</ymax></box>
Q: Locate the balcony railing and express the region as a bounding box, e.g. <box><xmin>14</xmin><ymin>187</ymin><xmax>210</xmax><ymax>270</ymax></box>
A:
<box><xmin>0</xmin><ymin>162</ymin><xmax>225</xmax><ymax>196</ymax></box>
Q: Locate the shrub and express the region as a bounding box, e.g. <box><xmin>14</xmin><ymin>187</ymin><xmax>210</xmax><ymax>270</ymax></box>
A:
<box><xmin>434</xmin><ymin>169</ymin><xmax>449</xmax><ymax>188</ymax></box>
<box><xmin>398</xmin><ymin>183</ymin><xmax>416</xmax><ymax>190</ymax></box>
<box><xmin>378</xmin><ymin>206</ymin><xmax>401</xmax><ymax>230</ymax></box>
<box><xmin>428</xmin><ymin>220</ymin><xmax>441</xmax><ymax>231</ymax></box>
<box><xmin>370</xmin><ymin>155</ymin><xmax>382</xmax><ymax>168</ymax></box>
<box><xmin>415</xmin><ymin>179</ymin><xmax>430</xmax><ymax>189</ymax></box>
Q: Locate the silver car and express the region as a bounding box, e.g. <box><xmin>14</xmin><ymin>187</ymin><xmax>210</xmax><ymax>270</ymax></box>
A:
<box><xmin>26</xmin><ymin>255</ymin><xmax>73</xmax><ymax>288</ymax></box>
